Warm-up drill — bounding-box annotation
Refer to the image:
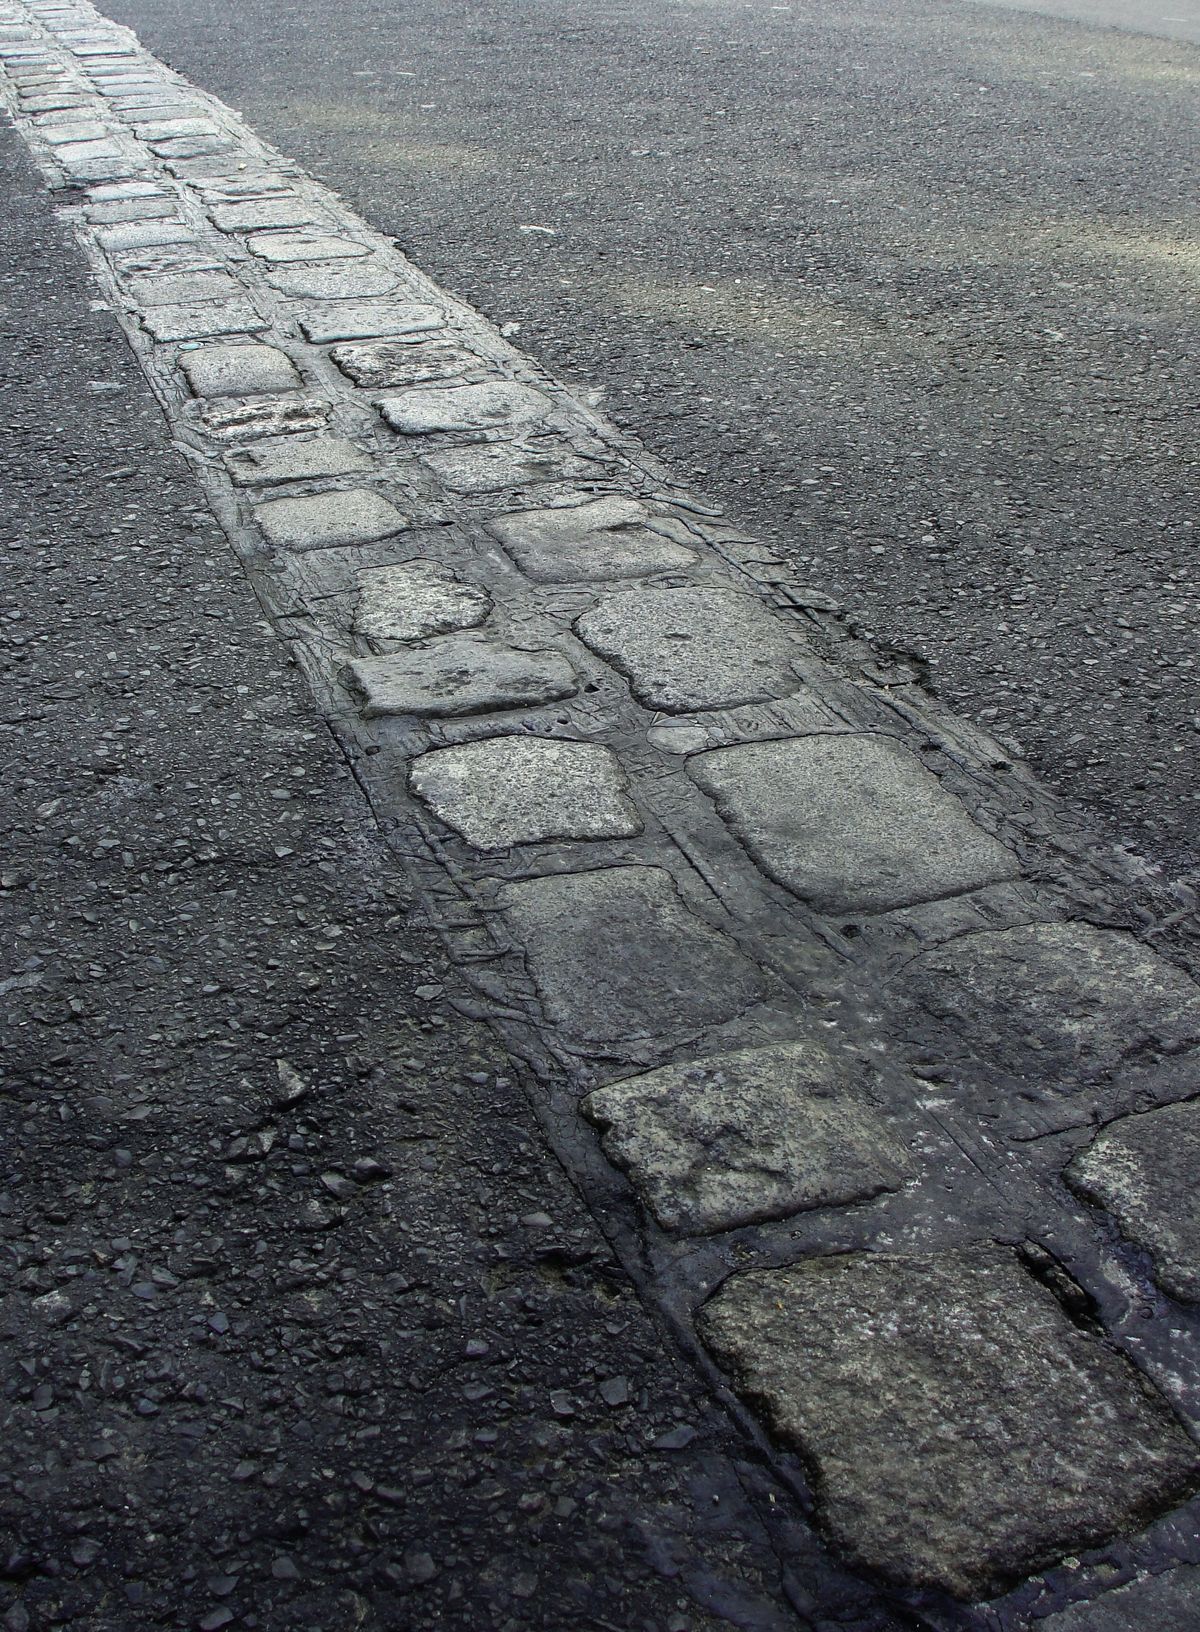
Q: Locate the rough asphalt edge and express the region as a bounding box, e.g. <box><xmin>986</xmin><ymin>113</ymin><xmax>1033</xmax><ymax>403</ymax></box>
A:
<box><xmin>3</xmin><ymin>3</ymin><xmax>1200</xmax><ymax>1625</ymax></box>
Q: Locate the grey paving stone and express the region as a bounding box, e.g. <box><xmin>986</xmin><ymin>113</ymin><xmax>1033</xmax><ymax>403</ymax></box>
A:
<box><xmin>498</xmin><ymin>866</ymin><xmax>763</xmax><ymax>1044</ymax></box>
<box><xmin>699</xmin><ymin>1249</ymin><xmax>1199</xmax><ymax>1598</ymax></box>
<box><xmin>344</xmin><ymin>635</ymin><xmax>576</xmax><ymax>719</ymax></box>
<box><xmin>253</xmin><ymin>489</ymin><xmax>407</xmax><ymax>552</ymax></box>
<box><xmin>194</xmin><ymin>396</ymin><xmax>333</xmax><ymax>441</ymax></box>
<box><xmin>133</xmin><ymin>116</ymin><xmax>218</xmax><ymax>140</ymax></box>
<box><xmin>263</xmin><ymin>261</ymin><xmax>402</xmax><ymax>300</ymax></box>
<box><xmin>151</xmin><ymin>135</ymin><xmax>233</xmax><ymax>161</ymax></box>
<box><xmin>1067</xmin><ymin>1100</ymin><xmax>1200</xmax><ymax>1303</ymax></box>
<box><xmin>574</xmin><ymin>586</ymin><xmax>800</xmax><ymax>713</ymax></box>
<box><xmin>110</xmin><ymin>242</ymin><xmax>223</xmax><ymax>276</ymax></box>
<box><xmin>246</xmin><ymin>230</ymin><xmax>369</xmax><ymax>264</ymax></box>
<box><xmin>583</xmin><ymin>1040</ymin><xmax>911</xmax><ymax>1234</ymax></box>
<box><xmin>40</xmin><ymin>119</ymin><xmax>109</xmax><ymax>143</ymax></box>
<box><xmin>487</xmin><ymin>497</ymin><xmax>700</xmax><ymax>583</ymax></box>
<box><xmin>905</xmin><ymin>923</ymin><xmax>1200</xmax><ymax>1079</ymax></box>
<box><xmin>222</xmin><ymin>435</ymin><xmax>374</xmax><ymax>487</ymax></box>
<box><xmin>378</xmin><ymin>382</ymin><xmax>552</xmax><ymax>435</ymax></box>
<box><xmin>409</xmin><ymin>736</ymin><xmax>642</xmax><ymax>849</ymax></box>
<box><xmin>295</xmin><ymin>303</ymin><xmax>446</xmax><ymax>345</ymax></box>
<box><xmin>330</xmin><ymin>337</ymin><xmax>475</xmax><ymax>390</ymax></box>
<box><xmin>20</xmin><ymin>94</ymin><xmax>88</xmax><ymax>111</ymax></box>
<box><xmin>140</xmin><ymin>300</ymin><xmax>268</xmax><ymax>342</ymax></box>
<box><xmin>94</xmin><ymin>216</ymin><xmax>191</xmax><ymax>251</ymax></box>
<box><xmin>87</xmin><ymin>196</ymin><xmax>176</xmax><ymax>224</ymax></box>
<box><xmin>125</xmin><ymin>268</ymin><xmax>241</xmax><ymax>307</ymax></box>
<box><xmin>1038</xmin><ymin>1567</ymin><xmax>1200</xmax><ymax>1631</ymax></box>
<box><xmin>352</xmin><ymin>560</ymin><xmax>492</xmax><ymax>646</ymax></box>
<box><xmin>179</xmin><ymin>343</ymin><xmax>303</xmax><ymax>399</ymax></box>
<box><xmin>420</xmin><ymin>443</ymin><xmax>596</xmax><ymax>494</ymax></box>
<box><xmin>209</xmin><ymin>195</ymin><xmax>327</xmax><ymax>233</ymax></box>
<box><xmin>689</xmin><ymin>734</ymin><xmax>1019</xmax><ymax>915</ymax></box>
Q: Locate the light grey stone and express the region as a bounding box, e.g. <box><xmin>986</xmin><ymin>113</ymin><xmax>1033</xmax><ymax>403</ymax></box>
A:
<box><xmin>151</xmin><ymin>135</ymin><xmax>233</xmax><ymax>161</ymax></box>
<box><xmin>344</xmin><ymin>636</ymin><xmax>576</xmax><ymax>720</ymax></box>
<box><xmin>330</xmin><ymin>338</ymin><xmax>474</xmax><ymax>390</ymax></box>
<box><xmin>700</xmin><ymin>1249</ymin><xmax>1200</xmax><ymax>1598</ymax></box>
<box><xmin>133</xmin><ymin>116</ymin><xmax>218</xmax><ymax>140</ymax></box>
<box><xmin>140</xmin><ymin>300</ymin><xmax>268</xmax><ymax>342</ymax></box>
<box><xmin>125</xmin><ymin>269</ymin><xmax>241</xmax><ymax>307</ymax></box>
<box><xmin>574</xmin><ymin>586</ymin><xmax>799</xmax><ymax>713</ymax></box>
<box><xmin>21</xmin><ymin>95</ymin><xmax>89</xmax><ymax>112</ymax></box>
<box><xmin>94</xmin><ymin>217</ymin><xmax>192</xmax><ymax>251</ymax></box>
<box><xmin>111</xmin><ymin>242</ymin><xmax>223</xmax><ymax>276</ymax></box>
<box><xmin>352</xmin><ymin>560</ymin><xmax>491</xmax><ymax>646</ymax></box>
<box><xmin>420</xmin><ymin>443</ymin><xmax>594</xmax><ymax>494</ymax></box>
<box><xmin>55</xmin><ymin>139</ymin><xmax>125</xmax><ymax>164</ymax></box>
<box><xmin>41</xmin><ymin>120</ymin><xmax>110</xmax><ymax>144</ymax></box>
<box><xmin>87</xmin><ymin>196</ymin><xmax>176</xmax><ymax>224</ymax></box>
<box><xmin>180</xmin><ymin>343</ymin><xmax>303</xmax><ymax>399</ymax></box>
<box><xmin>253</xmin><ymin>489</ymin><xmax>407</xmax><ymax>552</ymax></box>
<box><xmin>263</xmin><ymin>261</ymin><xmax>401</xmax><ymax>299</ymax></box>
<box><xmin>905</xmin><ymin>923</ymin><xmax>1200</xmax><ymax>1079</ymax></box>
<box><xmin>499</xmin><ymin>865</ymin><xmax>762</xmax><ymax>1044</ymax></box>
<box><xmin>1038</xmin><ymin>1568</ymin><xmax>1200</xmax><ymax>1631</ymax></box>
<box><xmin>296</xmin><ymin>303</ymin><xmax>446</xmax><ymax>344</ymax></box>
<box><xmin>58</xmin><ymin>149</ymin><xmax>142</xmax><ymax>182</ymax></box>
<box><xmin>222</xmin><ymin>436</ymin><xmax>374</xmax><ymax>487</ymax></box>
<box><xmin>247</xmin><ymin>230</ymin><xmax>370</xmax><ymax>264</ymax></box>
<box><xmin>194</xmin><ymin>396</ymin><xmax>334</xmax><ymax>441</ymax></box>
<box><xmin>1068</xmin><ymin>1100</ymin><xmax>1200</xmax><ymax>1303</ymax></box>
<box><xmin>583</xmin><ymin>1041</ymin><xmax>911</xmax><ymax>1234</ymax></box>
<box><xmin>409</xmin><ymin>737</ymin><xmax>641</xmax><ymax>849</ymax></box>
<box><xmin>88</xmin><ymin>180</ymin><xmax>167</xmax><ymax>201</ymax></box>
<box><xmin>378</xmin><ymin>382</ymin><xmax>551</xmax><ymax>435</ymax></box>
<box><xmin>487</xmin><ymin>497</ymin><xmax>700</xmax><ymax>583</ymax></box>
<box><xmin>209</xmin><ymin>196</ymin><xmax>326</xmax><ymax>233</ymax></box>
<box><xmin>689</xmin><ymin>734</ymin><xmax>1019</xmax><ymax>915</ymax></box>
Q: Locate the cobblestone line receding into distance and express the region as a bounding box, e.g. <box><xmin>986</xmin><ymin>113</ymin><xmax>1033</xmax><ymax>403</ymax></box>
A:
<box><xmin>3</xmin><ymin>3</ymin><xmax>1200</xmax><ymax>1622</ymax></box>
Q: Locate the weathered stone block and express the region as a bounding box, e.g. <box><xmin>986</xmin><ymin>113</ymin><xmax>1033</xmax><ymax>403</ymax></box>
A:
<box><xmin>583</xmin><ymin>1040</ymin><xmax>910</xmax><ymax>1233</ymax></box>
<box><xmin>905</xmin><ymin>923</ymin><xmax>1200</xmax><ymax>1080</ymax></box>
<box><xmin>140</xmin><ymin>300</ymin><xmax>268</xmax><ymax>342</ymax></box>
<box><xmin>133</xmin><ymin>116</ymin><xmax>218</xmax><ymax>140</ymax></box>
<box><xmin>498</xmin><ymin>866</ymin><xmax>762</xmax><ymax>1044</ymax></box>
<box><xmin>487</xmin><ymin>497</ymin><xmax>699</xmax><ymax>583</ymax></box>
<box><xmin>352</xmin><ymin>560</ymin><xmax>491</xmax><ymax>646</ymax></box>
<box><xmin>700</xmin><ymin>1249</ymin><xmax>1199</xmax><ymax>1598</ymax></box>
<box><xmin>409</xmin><ymin>737</ymin><xmax>641</xmax><ymax>849</ymax></box>
<box><xmin>180</xmin><ymin>343</ymin><xmax>303</xmax><ymax>399</ymax></box>
<box><xmin>421</xmin><ymin>443</ymin><xmax>593</xmax><ymax>494</ymax></box>
<box><xmin>209</xmin><ymin>196</ymin><xmax>325</xmax><ymax>233</ymax></box>
<box><xmin>247</xmin><ymin>230</ymin><xmax>369</xmax><ymax>264</ymax></box>
<box><xmin>125</xmin><ymin>268</ymin><xmax>242</xmax><ymax>307</ymax></box>
<box><xmin>296</xmin><ymin>303</ymin><xmax>446</xmax><ymax>344</ymax></box>
<box><xmin>253</xmin><ymin>489</ymin><xmax>407</xmax><ymax>552</ymax></box>
<box><xmin>1068</xmin><ymin>1100</ymin><xmax>1200</xmax><ymax>1303</ymax></box>
<box><xmin>1039</xmin><ymin>1567</ymin><xmax>1200</xmax><ymax>1631</ymax></box>
<box><xmin>689</xmin><ymin>734</ymin><xmax>1019</xmax><ymax>915</ymax></box>
<box><xmin>223</xmin><ymin>436</ymin><xmax>374</xmax><ymax>487</ymax></box>
<box><xmin>574</xmin><ymin>586</ymin><xmax>799</xmax><ymax>713</ymax></box>
<box><xmin>264</xmin><ymin>261</ymin><xmax>401</xmax><ymax>300</ymax></box>
<box><xmin>330</xmin><ymin>338</ymin><xmax>474</xmax><ymax>390</ymax></box>
<box><xmin>378</xmin><ymin>382</ymin><xmax>551</xmax><ymax>435</ymax></box>
<box><xmin>344</xmin><ymin>636</ymin><xmax>576</xmax><ymax>719</ymax></box>
<box><xmin>95</xmin><ymin>216</ymin><xmax>192</xmax><ymax>251</ymax></box>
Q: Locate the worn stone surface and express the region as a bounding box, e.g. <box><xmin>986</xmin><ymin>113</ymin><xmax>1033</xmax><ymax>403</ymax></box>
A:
<box><xmin>223</xmin><ymin>435</ymin><xmax>373</xmax><ymax>487</ymax></box>
<box><xmin>1068</xmin><ymin>1100</ymin><xmax>1200</xmax><ymax>1303</ymax></box>
<box><xmin>352</xmin><ymin>559</ymin><xmax>491</xmax><ymax>646</ymax></box>
<box><xmin>253</xmin><ymin>488</ymin><xmax>407</xmax><ymax>551</ymax></box>
<box><xmin>295</xmin><ymin>302</ymin><xmax>445</xmax><ymax>344</ymax></box>
<box><xmin>140</xmin><ymin>297</ymin><xmax>267</xmax><ymax>341</ymax></box>
<box><xmin>700</xmin><ymin>1249</ymin><xmax>1200</xmax><ymax>1598</ymax></box>
<box><xmin>574</xmin><ymin>585</ymin><xmax>800</xmax><ymax>713</ymax></box>
<box><xmin>905</xmin><ymin>923</ymin><xmax>1200</xmax><ymax>1080</ymax></box>
<box><xmin>262</xmin><ymin>259</ymin><xmax>401</xmax><ymax>299</ymax></box>
<box><xmin>1039</xmin><ymin>1567</ymin><xmax>1200</xmax><ymax>1631</ymax></box>
<box><xmin>689</xmin><ymin>734</ymin><xmax>1019</xmax><ymax>915</ymax></box>
<box><xmin>124</xmin><ymin>266</ymin><xmax>240</xmax><ymax>305</ymax></box>
<box><xmin>246</xmin><ymin>228</ymin><xmax>369</xmax><ymax>263</ymax></box>
<box><xmin>583</xmin><ymin>1040</ymin><xmax>910</xmax><ymax>1234</ymax></box>
<box><xmin>133</xmin><ymin>114</ymin><xmax>216</xmax><ymax>139</ymax></box>
<box><xmin>420</xmin><ymin>442</ymin><xmax>595</xmax><ymax>493</ymax></box>
<box><xmin>487</xmin><ymin>496</ymin><xmax>699</xmax><ymax>583</ymax></box>
<box><xmin>179</xmin><ymin>341</ymin><xmax>303</xmax><ymax>397</ymax></box>
<box><xmin>330</xmin><ymin>336</ymin><xmax>474</xmax><ymax>389</ymax></box>
<box><xmin>409</xmin><ymin>736</ymin><xmax>642</xmax><ymax>849</ymax></box>
<box><xmin>209</xmin><ymin>194</ymin><xmax>325</xmax><ymax>232</ymax></box>
<box><xmin>499</xmin><ymin>866</ymin><xmax>762</xmax><ymax>1043</ymax></box>
<box><xmin>379</xmin><ymin>381</ymin><xmax>551</xmax><ymax>435</ymax></box>
<box><xmin>193</xmin><ymin>394</ymin><xmax>333</xmax><ymax>440</ymax></box>
<box><xmin>344</xmin><ymin>635</ymin><xmax>577</xmax><ymax>718</ymax></box>
<box><xmin>94</xmin><ymin>214</ymin><xmax>189</xmax><ymax>250</ymax></box>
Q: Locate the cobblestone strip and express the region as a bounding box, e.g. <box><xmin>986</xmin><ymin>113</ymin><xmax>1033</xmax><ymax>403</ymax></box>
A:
<box><xmin>4</xmin><ymin>5</ymin><xmax>1200</xmax><ymax>1621</ymax></box>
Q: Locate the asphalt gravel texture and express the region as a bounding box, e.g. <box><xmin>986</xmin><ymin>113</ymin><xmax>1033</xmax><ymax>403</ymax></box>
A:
<box><xmin>101</xmin><ymin>0</ymin><xmax>1200</xmax><ymax>882</ymax></box>
<box><xmin>0</xmin><ymin>125</ymin><xmax>848</xmax><ymax>1632</ymax></box>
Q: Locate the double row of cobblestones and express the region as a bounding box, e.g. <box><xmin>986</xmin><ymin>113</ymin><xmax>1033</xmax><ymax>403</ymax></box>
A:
<box><xmin>3</xmin><ymin>5</ymin><xmax>1200</xmax><ymax>1619</ymax></box>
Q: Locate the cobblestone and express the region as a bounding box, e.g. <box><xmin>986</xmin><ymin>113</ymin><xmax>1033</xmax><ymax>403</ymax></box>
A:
<box><xmin>208</xmin><ymin>193</ymin><xmax>326</xmax><ymax>232</ymax></box>
<box><xmin>487</xmin><ymin>496</ymin><xmax>699</xmax><ymax>583</ymax></box>
<box><xmin>378</xmin><ymin>381</ymin><xmax>551</xmax><ymax>435</ymax></box>
<box><xmin>252</xmin><ymin>488</ymin><xmax>407</xmax><ymax>551</ymax></box>
<box><xmin>223</xmin><ymin>434</ymin><xmax>373</xmax><ymax>486</ymax></box>
<box><xmin>295</xmin><ymin>301</ymin><xmax>446</xmax><ymax>344</ymax></box>
<box><xmin>352</xmin><ymin>559</ymin><xmax>492</xmax><ymax>646</ymax></box>
<box><xmin>179</xmin><ymin>340</ymin><xmax>303</xmax><ymax>397</ymax></box>
<box><xmin>330</xmin><ymin>336</ymin><xmax>474</xmax><ymax>389</ymax></box>
<box><xmin>124</xmin><ymin>266</ymin><xmax>240</xmax><ymax>304</ymax></box>
<box><xmin>344</xmin><ymin>635</ymin><xmax>577</xmax><ymax>718</ymax></box>
<box><xmin>420</xmin><ymin>442</ymin><xmax>597</xmax><ymax>492</ymax></box>
<box><xmin>246</xmin><ymin>228</ymin><xmax>369</xmax><ymax>263</ymax></box>
<box><xmin>139</xmin><ymin>295</ymin><xmax>267</xmax><ymax>340</ymax></box>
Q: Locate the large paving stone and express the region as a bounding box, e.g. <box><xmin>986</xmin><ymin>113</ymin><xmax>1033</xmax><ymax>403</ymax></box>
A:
<box><xmin>421</xmin><ymin>443</ymin><xmax>595</xmax><ymax>494</ymax></box>
<box><xmin>179</xmin><ymin>343</ymin><xmax>303</xmax><ymax>399</ymax></box>
<box><xmin>905</xmin><ymin>923</ymin><xmax>1200</xmax><ymax>1080</ymax></box>
<box><xmin>352</xmin><ymin>560</ymin><xmax>492</xmax><ymax>646</ymax></box>
<box><xmin>378</xmin><ymin>382</ymin><xmax>551</xmax><ymax>435</ymax></box>
<box><xmin>330</xmin><ymin>338</ymin><xmax>475</xmax><ymax>390</ymax></box>
<box><xmin>140</xmin><ymin>300</ymin><xmax>268</xmax><ymax>342</ymax></box>
<box><xmin>194</xmin><ymin>396</ymin><xmax>333</xmax><ymax>442</ymax></box>
<box><xmin>209</xmin><ymin>196</ymin><xmax>327</xmax><ymax>233</ymax></box>
<box><xmin>699</xmin><ymin>1249</ymin><xmax>1199</xmax><ymax>1598</ymax></box>
<box><xmin>1038</xmin><ymin>1567</ymin><xmax>1200</xmax><ymax>1631</ymax></box>
<box><xmin>487</xmin><ymin>497</ymin><xmax>699</xmax><ymax>583</ymax></box>
<box><xmin>498</xmin><ymin>866</ymin><xmax>762</xmax><ymax>1044</ymax></box>
<box><xmin>95</xmin><ymin>216</ymin><xmax>191</xmax><ymax>251</ymax></box>
<box><xmin>574</xmin><ymin>586</ymin><xmax>799</xmax><ymax>712</ymax></box>
<box><xmin>246</xmin><ymin>230</ymin><xmax>369</xmax><ymax>264</ymax></box>
<box><xmin>689</xmin><ymin>734</ymin><xmax>1019</xmax><ymax>915</ymax></box>
<box><xmin>409</xmin><ymin>736</ymin><xmax>641</xmax><ymax>849</ymax></box>
<box><xmin>253</xmin><ymin>489</ymin><xmax>407</xmax><ymax>552</ymax></box>
<box><xmin>1068</xmin><ymin>1100</ymin><xmax>1200</xmax><ymax>1303</ymax></box>
<box><xmin>344</xmin><ymin>636</ymin><xmax>577</xmax><ymax>719</ymax></box>
<box><xmin>223</xmin><ymin>436</ymin><xmax>373</xmax><ymax>487</ymax></box>
<box><xmin>295</xmin><ymin>303</ymin><xmax>445</xmax><ymax>345</ymax></box>
<box><xmin>583</xmin><ymin>1040</ymin><xmax>910</xmax><ymax>1234</ymax></box>
<box><xmin>263</xmin><ymin>261</ymin><xmax>402</xmax><ymax>300</ymax></box>
<box><xmin>125</xmin><ymin>268</ymin><xmax>241</xmax><ymax>307</ymax></box>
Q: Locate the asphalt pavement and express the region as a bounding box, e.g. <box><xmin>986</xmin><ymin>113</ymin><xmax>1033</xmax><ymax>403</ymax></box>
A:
<box><xmin>98</xmin><ymin>0</ymin><xmax>1200</xmax><ymax>879</ymax></box>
